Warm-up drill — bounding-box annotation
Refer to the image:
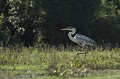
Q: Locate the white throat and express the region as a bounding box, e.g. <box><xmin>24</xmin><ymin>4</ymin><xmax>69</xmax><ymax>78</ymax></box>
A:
<box><xmin>68</xmin><ymin>28</ymin><xmax>77</xmax><ymax>43</ymax></box>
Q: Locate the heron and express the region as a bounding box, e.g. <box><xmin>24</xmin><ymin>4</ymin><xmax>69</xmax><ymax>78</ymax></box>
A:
<box><xmin>61</xmin><ymin>27</ymin><xmax>98</xmax><ymax>59</ymax></box>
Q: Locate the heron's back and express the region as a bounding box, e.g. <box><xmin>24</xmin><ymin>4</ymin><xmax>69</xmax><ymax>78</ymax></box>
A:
<box><xmin>74</xmin><ymin>33</ymin><xmax>98</xmax><ymax>47</ymax></box>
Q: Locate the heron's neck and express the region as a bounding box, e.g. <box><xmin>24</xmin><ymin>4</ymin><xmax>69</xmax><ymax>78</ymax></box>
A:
<box><xmin>70</xmin><ymin>29</ymin><xmax>76</xmax><ymax>35</ymax></box>
<box><xmin>68</xmin><ymin>30</ymin><xmax>76</xmax><ymax>42</ymax></box>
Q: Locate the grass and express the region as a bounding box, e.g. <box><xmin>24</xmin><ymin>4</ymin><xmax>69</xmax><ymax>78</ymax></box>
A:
<box><xmin>0</xmin><ymin>45</ymin><xmax>120</xmax><ymax>79</ymax></box>
<box><xmin>0</xmin><ymin>68</ymin><xmax>120</xmax><ymax>79</ymax></box>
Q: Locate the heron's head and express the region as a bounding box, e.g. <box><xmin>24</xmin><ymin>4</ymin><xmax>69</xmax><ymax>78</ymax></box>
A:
<box><xmin>61</xmin><ymin>27</ymin><xmax>76</xmax><ymax>32</ymax></box>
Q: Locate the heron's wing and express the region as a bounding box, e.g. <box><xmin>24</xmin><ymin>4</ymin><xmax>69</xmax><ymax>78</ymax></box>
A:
<box><xmin>74</xmin><ymin>33</ymin><xmax>98</xmax><ymax>47</ymax></box>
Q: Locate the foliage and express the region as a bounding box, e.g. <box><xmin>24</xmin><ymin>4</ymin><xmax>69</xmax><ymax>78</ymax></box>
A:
<box><xmin>0</xmin><ymin>46</ymin><xmax>120</xmax><ymax>76</ymax></box>
<box><xmin>0</xmin><ymin>0</ymin><xmax>120</xmax><ymax>46</ymax></box>
<box><xmin>8</xmin><ymin>0</ymin><xmax>46</xmax><ymax>46</ymax></box>
<box><xmin>0</xmin><ymin>46</ymin><xmax>120</xmax><ymax>78</ymax></box>
<box><xmin>92</xmin><ymin>0</ymin><xmax>120</xmax><ymax>45</ymax></box>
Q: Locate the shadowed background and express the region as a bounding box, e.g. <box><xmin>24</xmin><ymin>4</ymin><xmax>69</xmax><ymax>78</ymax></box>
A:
<box><xmin>0</xmin><ymin>0</ymin><xmax>120</xmax><ymax>47</ymax></box>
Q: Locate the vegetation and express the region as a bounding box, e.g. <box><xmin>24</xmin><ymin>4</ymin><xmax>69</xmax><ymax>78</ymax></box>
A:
<box><xmin>0</xmin><ymin>46</ymin><xmax>120</xmax><ymax>78</ymax></box>
<box><xmin>0</xmin><ymin>0</ymin><xmax>120</xmax><ymax>79</ymax></box>
<box><xmin>0</xmin><ymin>0</ymin><xmax>120</xmax><ymax>46</ymax></box>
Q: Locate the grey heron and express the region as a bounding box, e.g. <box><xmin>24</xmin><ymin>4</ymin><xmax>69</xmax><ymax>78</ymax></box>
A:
<box><xmin>61</xmin><ymin>27</ymin><xmax>98</xmax><ymax>58</ymax></box>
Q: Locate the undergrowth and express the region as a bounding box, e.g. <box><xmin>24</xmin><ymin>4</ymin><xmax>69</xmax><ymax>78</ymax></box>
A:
<box><xmin>0</xmin><ymin>45</ymin><xmax>120</xmax><ymax>77</ymax></box>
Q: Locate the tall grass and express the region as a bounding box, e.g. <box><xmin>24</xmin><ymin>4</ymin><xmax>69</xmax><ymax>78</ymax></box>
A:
<box><xmin>0</xmin><ymin>45</ymin><xmax>120</xmax><ymax>77</ymax></box>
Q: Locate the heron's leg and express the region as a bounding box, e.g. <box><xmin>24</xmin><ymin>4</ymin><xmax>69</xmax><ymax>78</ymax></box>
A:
<box><xmin>72</xmin><ymin>52</ymin><xmax>84</xmax><ymax>60</ymax></box>
<box><xmin>72</xmin><ymin>45</ymin><xmax>82</xmax><ymax>58</ymax></box>
<box><xmin>73</xmin><ymin>45</ymin><xmax>86</xmax><ymax>59</ymax></box>
<box><xmin>84</xmin><ymin>46</ymin><xmax>89</xmax><ymax>58</ymax></box>
<box><xmin>77</xmin><ymin>53</ymin><xmax>84</xmax><ymax>57</ymax></box>
<box><xmin>83</xmin><ymin>46</ymin><xmax>90</xmax><ymax>68</ymax></box>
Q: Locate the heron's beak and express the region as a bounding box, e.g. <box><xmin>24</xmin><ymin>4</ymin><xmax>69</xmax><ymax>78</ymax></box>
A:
<box><xmin>61</xmin><ymin>28</ymin><xmax>69</xmax><ymax>30</ymax></box>
<box><xmin>61</xmin><ymin>28</ymin><xmax>66</xmax><ymax>30</ymax></box>
<box><xmin>61</xmin><ymin>27</ymin><xmax>72</xmax><ymax>31</ymax></box>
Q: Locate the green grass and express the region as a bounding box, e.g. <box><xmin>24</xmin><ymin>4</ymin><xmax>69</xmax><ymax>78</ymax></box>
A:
<box><xmin>0</xmin><ymin>68</ymin><xmax>120</xmax><ymax>79</ymax></box>
<box><xmin>0</xmin><ymin>46</ymin><xmax>120</xmax><ymax>79</ymax></box>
